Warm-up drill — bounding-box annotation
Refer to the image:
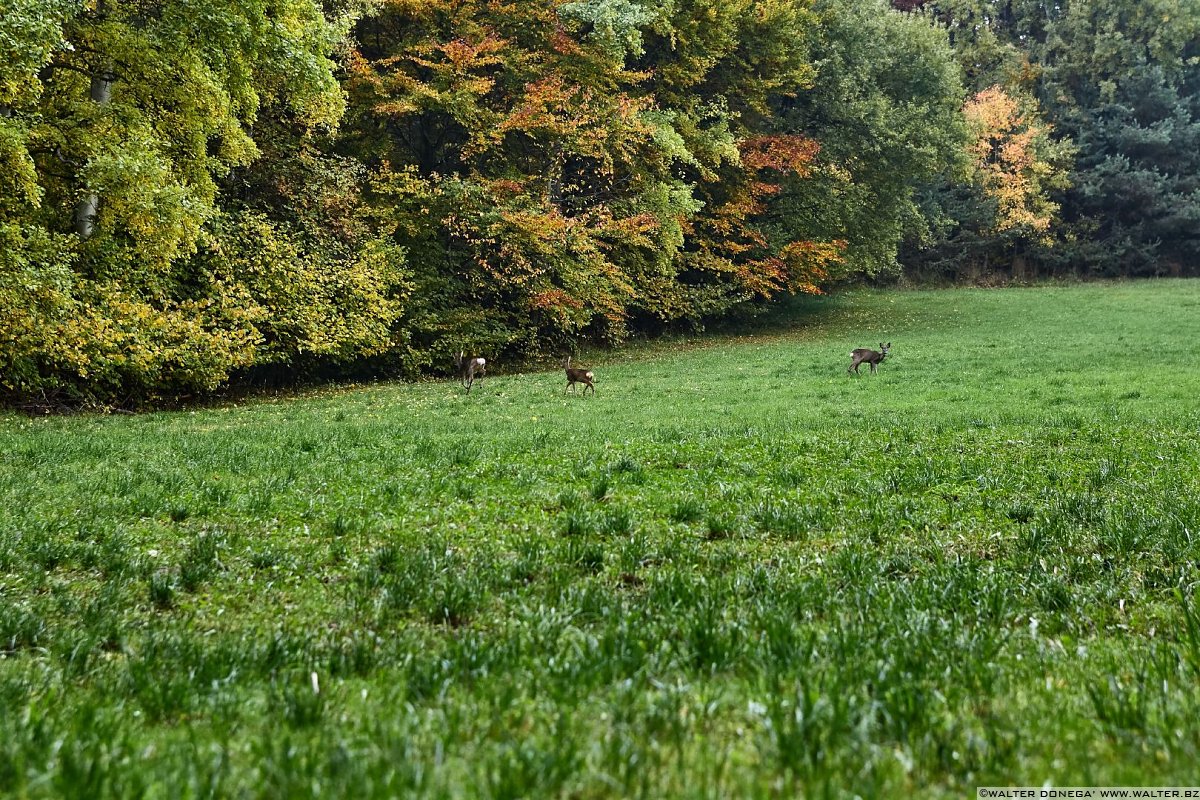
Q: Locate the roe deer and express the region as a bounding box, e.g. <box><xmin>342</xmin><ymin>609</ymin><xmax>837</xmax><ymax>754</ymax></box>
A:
<box><xmin>563</xmin><ymin>357</ymin><xmax>595</xmax><ymax>395</ymax></box>
<box><xmin>455</xmin><ymin>351</ymin><xmax>486</xmax><ymax>393</ymax></box>
<box><xmin>849</xmin><ymin>342</ymin><xmax>890</xmax><ymax>375</ymax></box>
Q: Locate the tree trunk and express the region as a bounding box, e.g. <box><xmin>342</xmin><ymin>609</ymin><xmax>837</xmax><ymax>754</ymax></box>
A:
<box><xmin>546</xmin><ymin>141</ymin><xmax>565</xmax><ymax>209</ymax></box>
<box><xmin>74</xmin><ymin>69</ymin><xmax>113</xmax><ymax>239</ymax></box>
<box><xmin>965</xmin><ymin>250</ymin><xmax>987</xmax><ymax>283</ymax></box>
<box><xmin>1012</xmin><ymin>252</ymin><xmax>1028</xmax><ymax>282</ymax></box>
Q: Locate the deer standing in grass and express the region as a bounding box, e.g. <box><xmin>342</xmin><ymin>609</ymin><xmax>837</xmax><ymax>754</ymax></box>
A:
<box><xmin>849</xmin><ymin>342</ymin><xmax>890</xmax><ymax>375</ymax></box>
<box><xmin>563</xmin><ymin>357</ymin><xmax>595</xmax><ymax>395</ymax></box>
<box><xmin>455</xmin><ymin>351</ymin><xmax>486</xmax><ymax>393</ymax></box>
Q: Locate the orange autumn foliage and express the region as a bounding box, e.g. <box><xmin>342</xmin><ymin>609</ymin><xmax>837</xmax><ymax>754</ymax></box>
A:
<box><xmin>964</xmin><ymin>86</ymin><xmax>1060</xmax><ymax>236</ymax></box>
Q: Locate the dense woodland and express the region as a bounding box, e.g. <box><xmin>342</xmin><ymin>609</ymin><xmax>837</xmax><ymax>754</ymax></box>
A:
<box><xmin>2</xmin><ymin>0</ymin><xmax>1198</xmax><ymax>404</ymax></box>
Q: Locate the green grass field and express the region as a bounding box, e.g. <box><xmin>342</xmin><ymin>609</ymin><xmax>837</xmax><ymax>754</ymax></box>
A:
<box><xmin>3</xmin><ymin>281</ymin><xmax>1200</xmax><ymax>798</ymax></box>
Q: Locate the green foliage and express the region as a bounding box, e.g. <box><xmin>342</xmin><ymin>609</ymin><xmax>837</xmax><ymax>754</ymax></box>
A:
<box><xmin>559</xmin><ymin>0</ymin><xmax>655</xmax><ymax>61</ymax></box>
<box><xmin>39</xmin><ymin>0</ymin><xmax>345</xmax><ymax>263</ymax></box>
<box><xmin>0</xmin><ymin>0</ymin><xmax>414</xmax><ymax>404</ymax></box>
<box><xmin>201</xmin><ymin>212</ymin><xmax>409</xmax><ymax>371</ymax></box>
<box><xmin>5</xmin><ymin>221</ymin><xmax>252</xmax><ymax>402</ymax></box>
<box><xmin>771</xmin><ymin>0</ymin><xmax>968</xmax><ymax>275</ymax></box>
<box><xmin>0</xmin><ymin>118</ymin><xmax>42</xmax><ymax>213</ymax></box>
<box><xmin>0</xmin><ymin>222</ymin><xmax>78</xmax><ymax>397</ymax></box>
<box><xmin>0</xmin><ymin>0</ymin><xmax>76</xmax><ymax>108</ymax></box>
<box><xmin>1038</xmin><ymin>0</ymin><xmax>1200</xmax><ymax>276</ymax></box>
<box><xmin>900</xmin><ymin>0</ymin><xmax>1200</xmax><ymax>280</ymax></box>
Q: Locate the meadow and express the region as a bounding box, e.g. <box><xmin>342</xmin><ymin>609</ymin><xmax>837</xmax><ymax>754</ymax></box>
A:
<box><xmin>2</xmin><ymin>281</ymin><xmax>1200</xmax><ymax>798</ymax></box>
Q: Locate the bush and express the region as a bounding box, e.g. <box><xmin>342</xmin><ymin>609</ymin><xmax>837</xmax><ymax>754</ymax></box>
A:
<box><xmin>0</xmin><ymin>213</ymin><xmax>412</xmax><ymax>406</ymax></box>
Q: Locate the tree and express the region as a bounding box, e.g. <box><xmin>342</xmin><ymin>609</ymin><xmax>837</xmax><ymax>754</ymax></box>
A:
<box><xmin>771</xmin><ymin>0</ymin><xmax>968</xmax><ymax>275</ymax></box>
<box><xmin>1038</xmin><ymin>0</ymin><xmax>1200</xmax><ymax>276</ymax></box>
<box><xmin>898</xmin><ymin>0</ymin><xmax>1200</xmax><ymax>280</ymax></box>
<box><xmin>635</xmin><ymin>0</ymin><xmax>845</xmax><ymax>311</ymax></box>
<box><xmin>906</xmin><ymin>84</ymin><xmax>1071</xmax><ymax>280</ymax></box>
<box><xmin>344</xmin><ymin>0</ymin><xmax>847</xmax><ymax>361</ymax></box>
<box><xmin>964</xmin><ymin>87</ymin><xmax>1063</xmax><ymax>236</ymax></box>
<box><xmin>0</xmin><ymin>0</ymin><xmax>404</xmax><ymax>404</ymax></box>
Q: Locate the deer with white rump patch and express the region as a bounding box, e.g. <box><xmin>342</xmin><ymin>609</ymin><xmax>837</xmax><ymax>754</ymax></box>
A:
<box><xmin>848</xmin><ymin>342</ymin><xmax>890</xmax><ymax>375</ymax></box>
<box><xmin>563</xmin><ymin>357</ymin><xmax>595</xmax><ymax>395</ymax></box>
<box><xmin>455</xmin><ymin>351</ymin><xmax>486</xmax><ymax>393</ymax></box>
